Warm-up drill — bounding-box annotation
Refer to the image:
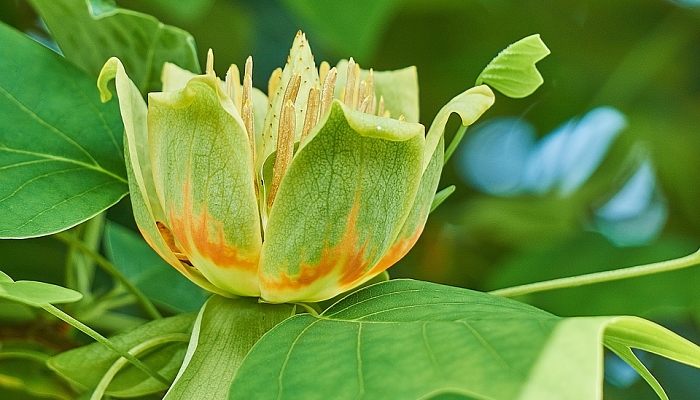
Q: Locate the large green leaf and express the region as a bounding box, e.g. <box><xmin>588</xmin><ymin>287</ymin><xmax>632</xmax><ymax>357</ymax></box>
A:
<box><xmin>0</xmin><ymin>22</ymin><xmax>127</xmax><ymax>239</ymax></box>
<box><xmin>103</xmin><ymin>221</ymin><xmax>210</xmax><ymax>313</ymax></box>
<box><xmin>48</xmin><ymin>313</ymin><xmax>196</xmax><ymax>398</ymax></box>
<box><xmin>164</xmin><ymin>296</ymin><xmax>293</xmax><ymax>400</ymax></box>
<box><xmin>229</xmin><ymin>280</ymin><xmax>700</xmax><ymax>399</ymax></box>
<box><xmin>29</xmin><ymin>0</ymin><xmax>200</xmax><ymax>93</ymax></box>
<box><xmin>0</xmin><ymin>271</ymin><xmax>82</xmax><ymax>308</ymax></box>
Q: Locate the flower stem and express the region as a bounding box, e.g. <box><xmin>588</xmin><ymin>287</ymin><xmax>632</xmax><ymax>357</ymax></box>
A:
<box><xmin>489</xmin><ymin>248</ymin><xmax>700</xmax><ymax>298</ymax></box>
<box><xmin>90</xmin><ymin>333</ymin><xmax>189</xmax><ymax>400</ymax></box>
<box><xmin>65</xmin><ymin>213</ymin><xmax>105</xmax><ymax>299</ymax></box>
<box><xmin>293</xmin><ymin>302</ymin><xmax>321</xmax><ymax>316</ymax></box>
<box><xmin>443</xmin><ymin>124</ymin><xmax>468</xmax><ymax>165</ymax></box>
<box><xmin>41</xmin><ymin>304</ymin><xmax>169</xmax><ymax>385</ymax></box>
<box><xmin>54</xmin><ymin>232</ymin><xmax>162</xmax><ymax>320</ymax></box>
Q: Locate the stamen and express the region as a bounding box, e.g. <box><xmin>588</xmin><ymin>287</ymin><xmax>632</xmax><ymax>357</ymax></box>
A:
<box><xmin>367</xmin><ymin>69</ymin><xmax>376</xmax><ymax>114</ymax></box>
<box><xmin>357</xmin><ymin>80</ymin><xmax>367</xmax><ymax>110</ymax></box>
<box><xmin>301</xmin><ymin>85</ymin><xmax>321</xmax><ymax>143</ymax></box>
<box><xmin>206</xmin><ymin>49</ymin><xmax>215</xmax><ymax>76</ymax></box>
<box><xmin>344</xmin><ymin>57</ymin><xmax>356</xmax><ymax>107</ymax></box>
<box><xmin>242</xmin><ymin>57</ymin><xmax>254</xmax><ymax>127</ymax></box>
<box><xmin>268</xmin><ymin>68</ymin><xmax>282</xmax><ymax>101</ymax></box>
<box><xmin>359</xmin><ymin>94</ymin><xmax>372</xmax><ymax>113</ymax></box>
<box><xmin>240</xmin><ymin>57</ymin><xmax>256</xmax><ymax>170</ymax></box>
<box><xmin>352</xmin><ymin>62</ymin><xmax>361</xmax><ymax>109</ymax></box>
<box><xmin>267</xmin><ymin>74</ymin><xmax>302</xmax><ymax>207</ymax></box>
<box><xmin>242</xmin><ymin>99</ymin><xmax>257</xmax><ymax>196</ymax></box>
<box><xmin>378</xmin><ymin>95</ymin><xmax>385</xmax><ymax>117</ymax></box>
<box><xmin>242</xmin><ymin>100</ymin><xmax>255</xmax><ymax>159</ymax></box>
<box><xmin>283</xmin><ymin>73</ymin><xmax>302</xmax><ymax>105</ymax></box>
<box><xmin>156</xmin><ymin>221</ymin><xmax>191</xmax><ymax>264</ymax></box>
<box><xmin>319</xmin><ymin>61</ymin><xmax>330</xmax><ymax>85</ymax></box>
<box><xmin>398</xmin><ymin>115</ymin><xmax>405</xmax><ymax>121</ymax></box>
<box><xmin>225</xmin><ymin>64</ymin><xmax>241</xmax><ymax>111</ymax></box>
<box><xmin>268</xmin><ymin>99</ymin><xmax>296</xmax><ymax>208</ymax></box>
<box><xmin>320</xmin><ymin>67</ymin><xmax>337</xmax><ymax>115</ymax></box>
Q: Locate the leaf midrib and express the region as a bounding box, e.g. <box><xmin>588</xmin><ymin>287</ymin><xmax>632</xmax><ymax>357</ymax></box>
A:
<box><xmin>0</xmin><ymin>85</ymin><xmax>125</xmax><ymax>182</ymax></box>
<box><xmin>0</xmin><ymin>147</ymin><xmax>126</xmax><ymax>183</ymax></box>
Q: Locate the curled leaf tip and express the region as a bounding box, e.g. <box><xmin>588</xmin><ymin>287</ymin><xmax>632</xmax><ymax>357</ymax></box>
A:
<box><xmin>476</xmin><ymin>34</ymin><xmax>551</xmax><ymax>99</ymax></box>
<box><xmin>96</xmin><ymin>57</ymin><xmax>121</xmax><ymax>103</ymax></box>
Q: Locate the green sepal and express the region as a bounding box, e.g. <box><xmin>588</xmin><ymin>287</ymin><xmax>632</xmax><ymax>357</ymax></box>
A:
<box><xmin>259</xmin><ymin>100</ymin><xmax>424</xmax><ymax>303</ymax></box>
<box><xmin>476</xmin><ymin>34</ymin><xmax>550</xmax><ymax>99</ymax></box>
<box><xmin>164</xmin><ymin>296</ymin><xmax>294</xmax><ymax>399</ymax></box>
<box><xmin>423</xmin><ymin>85</ymin><xmax>495</xmax><ymax>172</ymax></box>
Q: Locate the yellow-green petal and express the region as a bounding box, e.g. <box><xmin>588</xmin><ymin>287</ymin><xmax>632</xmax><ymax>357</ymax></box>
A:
<box><xmin>148</xmin><ymin>75</ymin><xmax>262</xmax><ymax>297</ymax></box>
<box><xmin>161</xmin><ymin>62</ymin><xmax>198</xmax><ymax>92</ymax></box>
<box><xmin>161</xmin><ymin>62</ymin><xmax>269</xmax><ymax>131</ymax></box>
<box><xmin>98</xmin><ymin>58</ymin><xmax>222</xmax><ymax>294</ymax></box>
<box><xmin>335</xmin><ymin>60</ymin><xmax>419</xmax><ymax>123</ymax></box>
<box><xmin>259</xmin><ymin>100</ymin><xmax>425</xmax><ymax>303</ymax></box>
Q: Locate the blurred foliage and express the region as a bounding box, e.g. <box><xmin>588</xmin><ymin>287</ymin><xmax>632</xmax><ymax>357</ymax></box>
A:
<box><xmin>1</xmin><ymin>0</ymin><xmax>700</xmax><ymax>398</ymax></box>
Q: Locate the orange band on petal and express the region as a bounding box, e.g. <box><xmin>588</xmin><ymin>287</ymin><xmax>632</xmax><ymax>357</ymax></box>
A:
<box><xmin>369</xmin><ymin>224</ymin><xmax>423</xmax><ymax>276</ymax></box>
<box><xmin>368</xmin><ymin>205</ymin><xmax>429</xmax><ymax>277</ymax></box>
<box><xmin>168</xmin><ymin>181</ymin><xmax>259</xmax><ymax>273</ymax></box>
<box><xmin>263</xmin><ymin>198</ymin><xmax>375</xmax><ymax>291</ymax></box>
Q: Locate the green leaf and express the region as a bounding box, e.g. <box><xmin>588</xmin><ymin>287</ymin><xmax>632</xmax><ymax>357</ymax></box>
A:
<box><xmin>229</xmin><ymin>280</ymin><xmax>700</xmax><ymax>400</ymax></box>
<box><xmin>28</xmin><ymin>0</ymin><xmax>200</xmax><ymax>94</ymax></box>
<box><xmin>0</xmin><ymin>271</ymin><xmax>12</xmax><ymax>283</ymax></box>
<box><xmin>103</xmin><ymin>221</ymin><xmax>210</xmax><ymax>313</ymax></box>
<box><xmin>164</xmin><ymin>296</ymin><xmax>293</xmax><ymax>400</ymax></box>
<box><xmin>476</xmin><ymin>34</ymin><xmax>550</xmax><ymax>98</ymax></box>
<box><xmin>140</xmin><ymin>0</ymin><xmax>215</xmax><ymax>23</ymax></box>
<box><xmin>0</xmin><ymin>22</ymin><xmax>127</xmax><ymax>239</ymax></box>
<box><xmin>0</xmin><ymin>271</ymin><xmax>82</xmax><ymax>308</ymax></box>
<box><xmin>0</xmin><ymin>348</ymin><xmax>75</xmax><ymax>400</ymax></box>
<box><xmin>605</xmin><ymin>341</ymin><xmax>666</xmax><ymax>400</ymax></box>
<box><xmin>47</xmin><ymin>313</ymin><xmax>196</xmax><ymax>398</ymax></box>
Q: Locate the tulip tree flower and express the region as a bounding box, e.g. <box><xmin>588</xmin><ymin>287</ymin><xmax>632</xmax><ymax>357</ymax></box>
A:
<box><xmin>98</xmin><ymin>32</ymin><xmax>496</xmax><ymax>303</ymax></box>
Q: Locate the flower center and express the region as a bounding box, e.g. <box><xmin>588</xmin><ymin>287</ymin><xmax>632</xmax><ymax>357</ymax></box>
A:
<box><xmin>203</xmin><ymin>40</ymin><xmax>393</xmax><ymax>210</ymax></box>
